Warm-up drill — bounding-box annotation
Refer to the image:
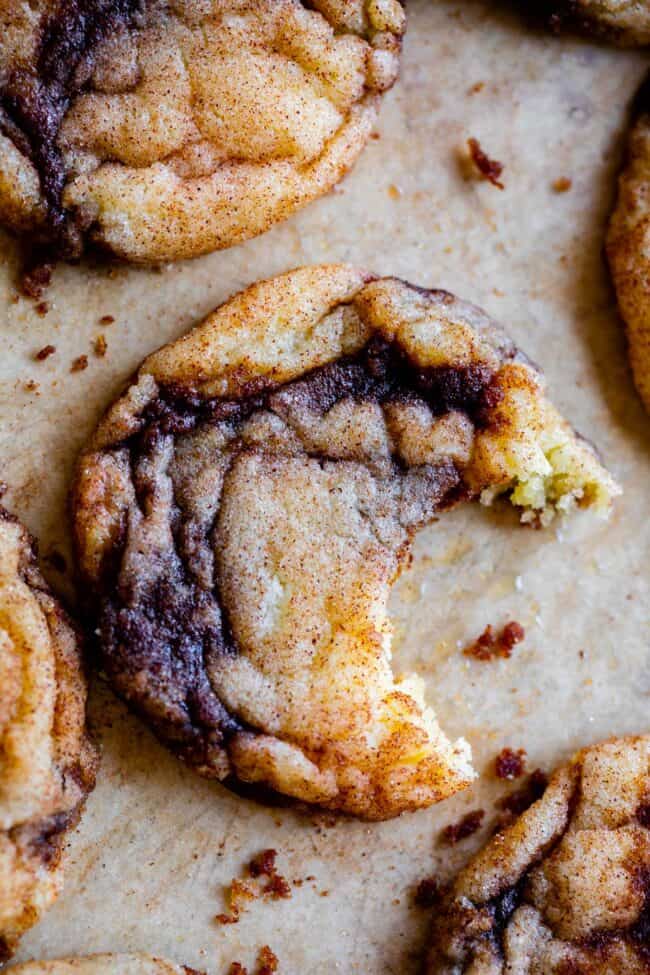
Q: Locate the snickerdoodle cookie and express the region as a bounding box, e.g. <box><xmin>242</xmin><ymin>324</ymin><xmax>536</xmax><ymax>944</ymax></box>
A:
<box><xmin>0</xmin><ymin>508</ymin><xmax>97</xmax><ymax>961</ymax></box>
<box><xmin>427</xmin><ymin>735</ymin><xmax>650</xmax><ymax>974</ymax></box>
<box><xmin>72</xmin><ymin>266</ymin><xmax>619</xmax><ymax>820</ymax></box>
<box><xmin>0</xmin><ymin>0</ymin><xmax>404</xmax><ymax>264</ymax></box>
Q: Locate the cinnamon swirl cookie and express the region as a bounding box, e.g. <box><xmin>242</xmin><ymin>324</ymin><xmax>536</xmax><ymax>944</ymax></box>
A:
<box><xmin>0</xmin><ymin>509</ymin><xmax>97</xmax><ymax>961</ymax></box>
<box><xmin>0</xmin><ymin>0</ymin><xmax>404</xmax><ymax>264</ymax></box>
<box><xmin>607</xmin><ymin>76</ymin><xmax>650</xmax><ymax>413</ymax></box>
<box><xmin>531</xmin><ymin>1</ymin><xmax>650</xmax><ymax>45</ymax></box>
<box><xmin>427</xmin><ymin>735</ymin><xmax>650</xmax><ymax>974</ymax></box>
<box><xmin>5</xmin><ymin>956</ymin><xmax>202</xmax><ymax>975</ymax></box>
<box><xmin>72</xmin><ymin>266</ymin><xmax>619</xmax><ymax>820</ymax></box>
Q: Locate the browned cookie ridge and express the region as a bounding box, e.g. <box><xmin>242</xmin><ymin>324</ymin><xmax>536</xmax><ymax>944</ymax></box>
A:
<box><xmin>0</xmin><ymin>0</ymin><xmax>404</xmax><ymax>265</ymax></box>
<box><xmin>0</xmin><ymin>507</ymin><xmax>98</xmax><ymax>960</ymax></box>
<box><xmin>607</xmin><ymin>74</ymin><xmax>650</xmax><ymax>413</ymax></box>
<box><xmin>427</xmin><ymin>735</ymin><xmax>650</xmax><ymax>974</ymax></box>
<box><xmin>72</xmin><ymin>266</ymin><xmax>619</xmax><ymax>820</ymax></box>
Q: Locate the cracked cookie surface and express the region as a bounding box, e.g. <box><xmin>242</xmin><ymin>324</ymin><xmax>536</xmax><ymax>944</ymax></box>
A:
<box><xmin>531</xmin><ymin>1</ymin><xmax>650</xmax><ymax>45</ymax></box>
<box><xmin>6</xmin><ymin>955</ymin><xmax>202</xmax><ymax>975</ymax></box>
<box><xmin>0</xmin><ymin>0</ymin><xmax>404</xmax><ymax>264</ymax></box>
<box><xmin>72</xmin><ymin>265</ymin><xmax>619</xmax><ymax>820</ymax></box>
<box><xmin>607</xmin><ymin>76</ymin><xmax>650</xmax><ymax>413</ymax></box>
<box><xmin>426</xmin><ymin>735</ymin><xmax>650</xmax><ymax>974</ymax></box>
<box><xmin>0</xmin><ymin>508</ymin><xmax>97</xmax><ymax>961</ymax></box>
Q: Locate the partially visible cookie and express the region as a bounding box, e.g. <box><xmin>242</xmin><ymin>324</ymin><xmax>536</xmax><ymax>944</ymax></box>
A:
<box><xmin>0</xmin><ymin>508</ymin><xmax>98</xmax><ymax>961</ymax></box>
<box><xmin>427</xmin><ymin>735</ymin><xmax>650</xmax><ymax>974</ymax></box>
<box><xmin>531</xmin><ymin>1</ymin><xmax>650</xmax><ymax>45</ymax></box>
<box><xmin>0</xmin><ymin>0</ymin><xmax>404</xmax><ymax>265</ymax></box>
<box><xmin>72</xmin><ymin>266</ymin><xmax>619</xmax><ymax>820</ymax></box>
<box><xmin>607</xmin><ymin>76</ymin><xmax>650</xmax><ymax>413</ymax></box>
<box><xmin>5</xmin><ymin>956</ymin><xmax>201</xmax><ymax>975</ymax></box>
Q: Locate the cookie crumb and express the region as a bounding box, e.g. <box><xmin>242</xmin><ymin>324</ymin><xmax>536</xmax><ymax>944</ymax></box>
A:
<box><xmin>464</xmin><ymin>621</ymin><xmax>524</xmax><ymax>661</ymax></box>
<box><xmin>21</xmin><ymin>262</ymin><xmax>53</xmax><ymax>300</ymax></box>
<box><xmin>258</xmin><ymin>947</ymin><xmax>279</xmax><ymax>974</ymax></box>
<box><xmin>442</xmin><ymin>809</ymin><xmax>485</xmax><ymax>845</ymax></box>
<box><xmin>229</xmin><ymin>948</ymin><xmax>279</xmax><ymax>975</ymax></box>
<box><xmin>94</xmin><ymin>335</ymin><xmax>108</xmax><ymax>357</ymax></box>
<box><xmin>249</xmin><ymin>849</ymin><xmax>278</xmax><ymax>878</ymax></box>
<box><xmin>218</xmin><ymin>850</ymin><xmax>291</xmax><ymax>924</ymax></box>
<box><xmin>35</xmin><ymin>301</ymin><xmax>49</xmax><ymax>317</ymax></box>
<box><xmin>388</xmin><ymin>184</ymin><xmax>402</xmax><ymax>199</ymax></box>
<box><xmin>466</xmin><ymin>137</ymin><xmax>504</xmax><ymax>189</ymax></box>
<box><xmin>34</xmin><ymin>345</ymin><xmax>56</xmax><ymax>361</ymax></box>
<box><xmin>468</xmin><ymin>81</ymin><xmax>484</xmax><ymax>95</ymax></box>
<box><xmin>99</xmin><ymin>315</ymin><xmax>115</xmax><ymax>325</ymax></box>
<box><xmin>23</xmin><ymin>380</ymin><xmax>40</xmax><ymax>393</ymax></box>
<box><xmin>414</xmin><ymin>876</ymin><xmax>441</xmax><ymax>907</ymax></box>
<box><xmin>495</xmin><ymin>747</ymin><xmax>527</xmax><ymax>780</ymax></box>
<box><xmin>71</xmin><ymin>355</ymin><xmax>89</xmax><ymax>372</ymax></box>
<box><xmin>552</xmin><ymin>177</ymin><xmax>572</xmax><ymax>193</ymax></box>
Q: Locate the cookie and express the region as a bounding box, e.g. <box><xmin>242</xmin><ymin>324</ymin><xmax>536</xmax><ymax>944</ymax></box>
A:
<box><xmin>0</xmin><ymin>508</ymin><xmax>97</xmax><ymax>961</ymax></box>
<box><xmin>607</xmin><ymin>76</ymin><xmax>650</xmax><ymax>413</ymax></box>
<box><xmin>72</xmin><ymin>266</ymin><xmax>619</xmax><ymax>820</ymax></box>
<box><xmin>532</xmin><ymin>1</ymin><xmax>650</xmax><ymax>45</ymax></box>
<box><xmin>426</xmin><ymin>735</ymin><xmax>650</xmax><ymax>974</ymax></box>
<box><xmin>5</xmin><ymin>956</ymin><xmax>201</xmax><ymax>975</ymax></box>
<box><xmin>0</xmin><ymin>0</ymin><xmax>404</xmax><ymax>265</ymax></box>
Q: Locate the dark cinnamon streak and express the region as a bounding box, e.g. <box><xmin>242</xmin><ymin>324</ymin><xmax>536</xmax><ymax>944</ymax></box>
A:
<box><xmin>92</xmin><ymin>336</ymin><xmax>506</xmax><ymax>781</ymax></box>
<box><xmin>0</xmin><ymin>0</ymin><xmax>144</xmax><ymax>256</ymax></box>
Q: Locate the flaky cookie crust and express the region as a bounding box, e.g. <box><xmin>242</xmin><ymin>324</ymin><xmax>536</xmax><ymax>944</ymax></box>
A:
<box><xmin>5</xmin><ymin>956</ymin><xmax>201</xmax><ymax>975</ymax></box>
<box><xmin>0</xmin><ymin>509</ymin><xmax>98</xmax><ymax>961</ymax></box>
<box><xmin>607</xmin><ymin>77</ymin><xmax>650</xmax><ymax>413</ymax></box>
<box><xmin>532</xmin><ymin>1</ymin><xmax>650</xmax><ymax>46</ymax></box>
<box><xmin>72</xmin><ymin>266</ymin><xmax>619</xmax><ymax>820</ymax></box>
<box><xmin>0</xmin><ymin>0</ymin><xmax>404</xmax><ymax>264</ymax></box>
<box><xmin>427</xmin><ymin>735</ymin><xmax>650</xmax><ymax>974</ymax></box>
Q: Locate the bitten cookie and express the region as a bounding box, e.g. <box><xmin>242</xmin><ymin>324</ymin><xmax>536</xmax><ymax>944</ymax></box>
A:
<box><xmin>531</xmin><ymin>1</ymin><xmax>650</xmax><ymax>45</ymax></box>
<box><xmin>72</xmin><ymin>266</ymin><xmax>619</xmax><ymax>820</ymax></box>
<box><xmin>0</xmin><ymin>509</ymin><xmax>97</xmax><ymax>961</ymax></box>
<box><xmin>607</xmin><ymin>76</ymin><xmax>650</xmax><ymax>413</ymax></box>
<box><xmin>426</xmin><ymin>735</ymin><xmax>650</xmax><ymax>974</ymax></box>
<box><xmin>5</xmin><ymin>956</ymin><xmax>201</xmax><ymax>975</ymax></box>
<box><xmin>0</xmin><ymin>0</ymin><xmax>404</xmax><ymax>265</ymax></box>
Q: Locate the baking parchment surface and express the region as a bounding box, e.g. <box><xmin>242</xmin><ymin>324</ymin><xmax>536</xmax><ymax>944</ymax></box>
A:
<box><xmin>1</xmin><ymin>2</ymin><xmax>649</xmax><ymax>972</ymax></box>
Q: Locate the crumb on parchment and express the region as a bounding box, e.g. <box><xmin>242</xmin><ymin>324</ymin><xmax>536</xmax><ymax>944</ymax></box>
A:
<box><xmin>466</xmin><ymin>138</ymin><xmax>504</xmax><ymax>189</ymax></box>
<box><xmin>216</xmin><ymin>849</ymin><xmax>291</xmax><ymax>925</ymax></box>
<box><xmin>228</xmin><ymin>947</ymin><xmax>279</xmax><ymax>975</ymax></box>
<box><xmin>442</xmin><ymin>809</ymin><xmax>485</xmax><ymax>845</ymax></box>
<box><xmin>71</xmin><ymin>354</ymin><xmax>88</xmax><ymax>372</ymax></box>
<box><xmin>464</xmin><ymin>622</ymin><xmax>525</xmax><ymax>661</ymax></box>
<box><xmin>495</xmin><ymin>747</ymin><xmax>527</xmax><ymax>780</ymax></box>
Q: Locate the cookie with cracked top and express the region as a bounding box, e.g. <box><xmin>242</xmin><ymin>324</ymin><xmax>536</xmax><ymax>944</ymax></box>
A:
<box><xmin>531</xmin><ymin>1</ymin><xmax>650</xmax><ymax>45</ymax></box>
<box><xmin>0</xmin><ymin>0</ymin><xmax>404</xmax><ymax>264</ymax></box>
<box><xmin>5</xmin><ymin>956</ymin><xmax>203</xmax><ymax>975</ymax></box>
<box><xmin>426</xmin><ymin>735</ymin><xmax>650</xmax><ymax>974</ymax></box>
<box><xmin>0</xmin><ymin>508</ymin><xmax>98</xmax><ymax>961</ymax></box>
<box><xmin>607</xmin><ymin>74</ymin><xmax>650</xmax><ymax>414</ymax></box>
<box><xmin>71</xmin><ymin>265</ymin><xmax>619</xmax><ymax>820</ymax></box>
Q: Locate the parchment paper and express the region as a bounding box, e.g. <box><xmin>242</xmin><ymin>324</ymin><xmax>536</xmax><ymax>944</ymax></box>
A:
<box><xmin>1</xmin><ymin>2</ymin><xmax>649</xmax><ymax>971</ymax></box>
